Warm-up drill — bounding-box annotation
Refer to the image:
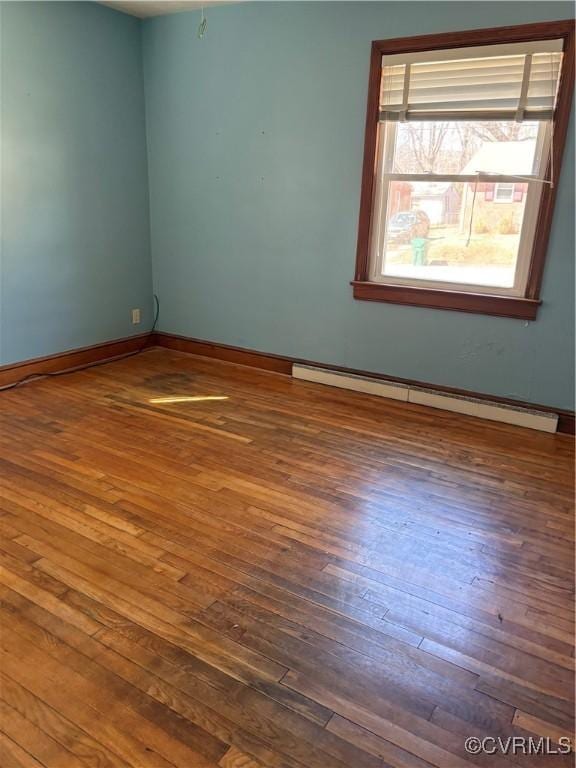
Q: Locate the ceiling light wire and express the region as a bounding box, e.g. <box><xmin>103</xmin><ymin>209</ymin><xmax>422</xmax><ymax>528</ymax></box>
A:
<box><xmin>197</xmin><ymin>7</ymin><xmax>207</xmax><ymax>39</ymax></box>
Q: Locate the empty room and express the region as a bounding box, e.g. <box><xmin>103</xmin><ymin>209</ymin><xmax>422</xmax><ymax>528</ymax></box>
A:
<box><xmin>0</xmin><ymin>1</ymin><xmax>574</xmax><ymax>766</ymax></box>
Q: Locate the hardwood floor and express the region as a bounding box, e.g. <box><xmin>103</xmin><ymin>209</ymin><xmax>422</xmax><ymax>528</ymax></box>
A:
<box><xmin>0</xmin><ymin>347</ymin><xmax>573</xmax><ymax>768</ymax></box>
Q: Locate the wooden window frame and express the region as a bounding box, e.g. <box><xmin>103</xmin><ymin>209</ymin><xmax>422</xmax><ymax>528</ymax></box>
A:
<box><xmin>352</xmin><ymin>20</ymin><xmax>575</xmax><ymax>320</ymax></box>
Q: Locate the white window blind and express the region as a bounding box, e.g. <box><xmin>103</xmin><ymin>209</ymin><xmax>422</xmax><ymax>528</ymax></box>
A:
<box><xmin>380</xmin><ymin>39</ymin><xmax>563</xmax><ymax>121</ymax></box>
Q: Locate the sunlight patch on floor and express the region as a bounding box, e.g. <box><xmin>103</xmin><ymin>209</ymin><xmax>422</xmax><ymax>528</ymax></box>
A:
<box><xmin>148</xmin><ymin>395</ymin><xmax>229</xmax><ymax>404</ymax></box>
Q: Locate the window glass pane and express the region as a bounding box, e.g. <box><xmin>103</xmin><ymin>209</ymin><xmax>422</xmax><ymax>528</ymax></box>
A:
<box><xmin>380</xmin><ymin>179</ymin><xmax>528</xmax><ymax>288</ymax></box>
<box><xmin>391</xmin><ymin>121</ymin><xmax>539</xmax><ymax>175</ymax></box>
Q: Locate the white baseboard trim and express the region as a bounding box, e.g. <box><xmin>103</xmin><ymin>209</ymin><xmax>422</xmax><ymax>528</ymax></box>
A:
<box><xmin>292</xmin><ymin>364</ymin><xmax>558</xmax><ymax>433</ymax></box>
<box><xmin>292</xmin><ymin>364</ymin><xmax>409</xmax><ymax>401</ymax></box>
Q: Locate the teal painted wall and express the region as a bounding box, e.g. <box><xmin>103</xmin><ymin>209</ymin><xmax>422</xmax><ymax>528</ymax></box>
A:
<box><xmin>1</xmin><ymin>2</ymin><xmax>573</xmax><ymax>410</ymax></box>
<box><xmin>143</xmin><ymin>1</ymin><xmax>575</xmax><ymax>410</ymax></box>
<box><xmin>0</xmin><ymin>2</ymin><xmax>152</xmax><ymax>365</ymax></box>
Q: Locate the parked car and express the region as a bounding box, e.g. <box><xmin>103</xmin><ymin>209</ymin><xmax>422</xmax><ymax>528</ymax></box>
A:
<box><xmin>388</xmin><ymin>210</ymin><xmax>430</xmax><ymax>242</ymax></box>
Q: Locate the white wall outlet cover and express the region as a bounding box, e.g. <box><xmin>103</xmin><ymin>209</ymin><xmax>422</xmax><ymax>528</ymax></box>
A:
<box><xmin>131</xmin><ymin>308</ymin><xmax>141</xmax><ymax>324</ymax></box>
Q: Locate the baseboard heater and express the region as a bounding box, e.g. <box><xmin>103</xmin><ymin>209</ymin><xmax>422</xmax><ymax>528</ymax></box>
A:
<box><xmin>292</xmin><ymin>364</ymin><xmax>558</xmax><ymax>433</ymax></box>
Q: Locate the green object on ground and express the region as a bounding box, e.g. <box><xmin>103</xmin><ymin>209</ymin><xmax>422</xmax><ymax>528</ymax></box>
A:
<box><xmin>411</xmin><ymin>237</ymin><xmax>428</xmax><ymax>266</ymax></box>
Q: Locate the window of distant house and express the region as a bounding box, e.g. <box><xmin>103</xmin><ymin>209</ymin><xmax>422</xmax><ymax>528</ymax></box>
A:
<box><xmin>353</xmin><ymin>21</ymin><xmax>574</xmax><ymax>319</ymax></box>
<box><xmin>494</xmin><ymin>183</ymin><xmax>516</xmax><ymax>203</ymax></box>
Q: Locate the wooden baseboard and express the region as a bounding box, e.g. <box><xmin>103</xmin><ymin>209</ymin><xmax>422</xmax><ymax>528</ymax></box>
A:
<box><xmin>4</xmin><ymin>330</ymin><xmax>571</xmax><ymax>435</ymax></box>
<box><xmin>557</xmin><ymin>411</ymin><xmax>576</xmax><ymax>435</ymax></box>
<box><xmin>152</xmin><ymin>331</ymin><xmax>575</xmax><ymax>435</ymax></box>
<box><xmin>0</xmin><ymin>333</ymin><xmax>150</xmax><ymax>388</ymax></box>
<box><xmin>152</xmin><ymin>331</ymin><xmax>293</xmax><ymax>374</ymax></box>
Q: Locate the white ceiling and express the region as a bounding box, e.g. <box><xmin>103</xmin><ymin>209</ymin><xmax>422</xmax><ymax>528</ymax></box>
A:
<box><xmin>100</xmin><ymin>0</ymin><xmax>241</xmax><ymax>18</ymax></box>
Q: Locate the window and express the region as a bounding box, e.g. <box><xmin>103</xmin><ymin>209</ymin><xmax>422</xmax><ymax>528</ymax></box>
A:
<box><xmin>494</xmin><ymin>183</ymin><xmax>515</xmax><ymax>203</ymax></box>
<box><xmin>354</xmin><ymin>21</ymin><xmax>574</xmax><ymax>319</ymax></box>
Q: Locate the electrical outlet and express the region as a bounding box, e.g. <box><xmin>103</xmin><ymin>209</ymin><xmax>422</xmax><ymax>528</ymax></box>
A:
<box><xmin>131</xmin><ymin>308</ymin><xmax>141</xmax><ymax>325</ymax></box>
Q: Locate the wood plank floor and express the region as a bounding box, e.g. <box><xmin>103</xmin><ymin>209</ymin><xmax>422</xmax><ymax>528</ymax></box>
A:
<box><xmin>0</xmin><ymin>347</ymin><xmax>573</xmax><ymax>768</ymax></box>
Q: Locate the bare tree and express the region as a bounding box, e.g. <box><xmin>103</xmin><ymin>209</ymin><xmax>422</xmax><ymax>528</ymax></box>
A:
<box><xmin>406</xmin><ymin>122</ymin><xmax>450</xmax><ymax>173</ymax></box>
<box><xmin>467</xmin><ymin>121</ymin><xmax>535</xmax><ymax>144</ymax></box>
<box><xmin>395</xmin><ymin>122</ymin><xmax>472</xmax><ymax>173</ymax></box>
<box><xmin>394</xmin><ymin>121</ymin><xmax>538</xmax><ymax>175</ymax></box>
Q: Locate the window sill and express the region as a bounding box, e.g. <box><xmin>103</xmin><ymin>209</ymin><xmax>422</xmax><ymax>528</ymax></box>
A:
<box><xmin>351</xmin><ymin>281</ymin><xmax>541</xmax><ymax>319</ymax></box>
